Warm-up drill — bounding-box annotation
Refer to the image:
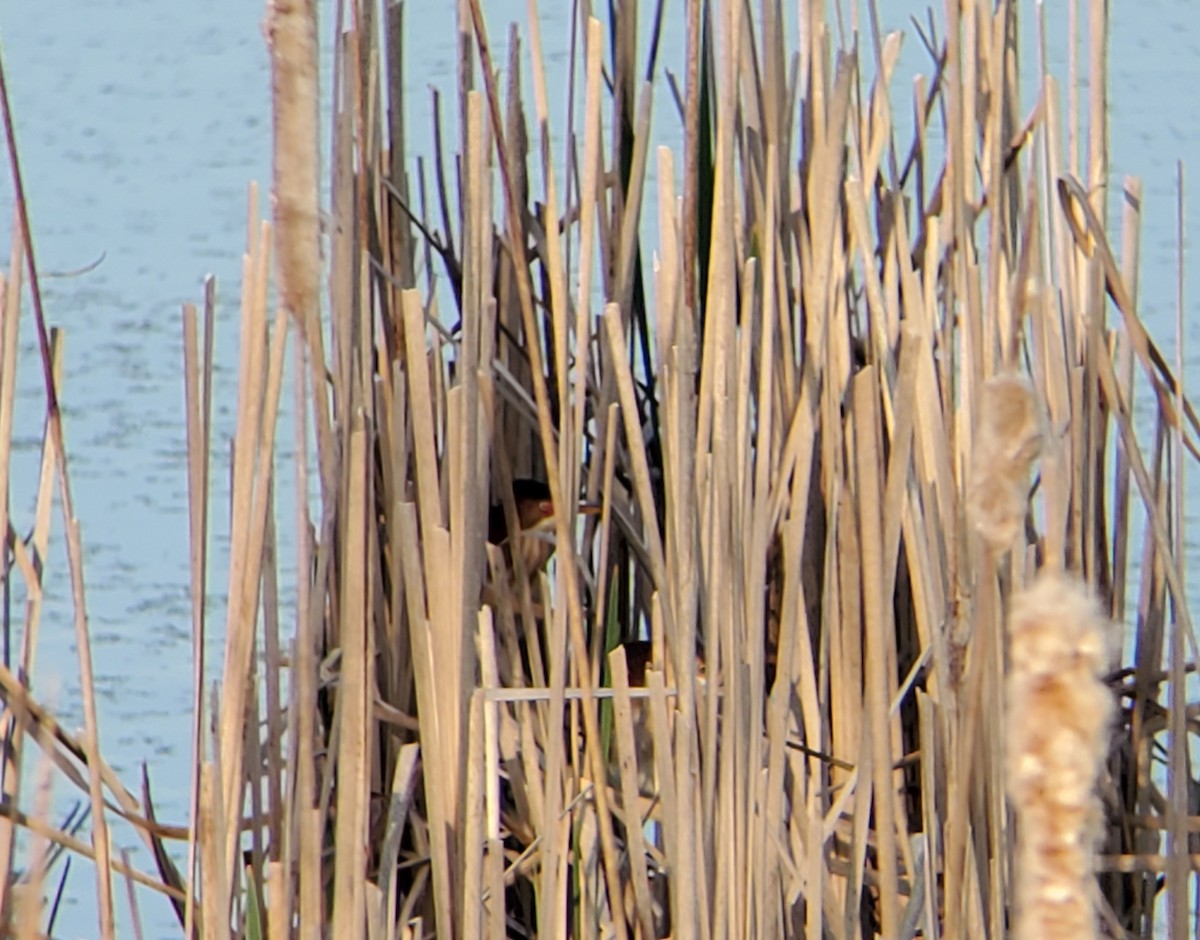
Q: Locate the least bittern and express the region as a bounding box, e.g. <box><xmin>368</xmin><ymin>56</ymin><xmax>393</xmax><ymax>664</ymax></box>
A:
<box><xmin>483</xmin><ymin>478</ymin><xmax>599</xmax><ymax>685</ymax></box>
<box><xmin>486</xmin><ymin>478</ymin><xmax>601</xmax><ymax>584</ymax></box>
<box><xmin>486</xmin><ymin>481</ymin><xmax>703</xmax><ymax>676</ymax></box>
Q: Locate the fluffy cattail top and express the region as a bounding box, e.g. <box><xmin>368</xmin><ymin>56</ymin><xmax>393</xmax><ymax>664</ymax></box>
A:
<box><xmin>968</xmin><ymin>374</ymin><xmax>1045</xmax><ymax>554</ymax></box>
<box><xmin>1007</xmin><ymin>573</ymin><xmax>1112</xmax><ymax>940</ymax></box>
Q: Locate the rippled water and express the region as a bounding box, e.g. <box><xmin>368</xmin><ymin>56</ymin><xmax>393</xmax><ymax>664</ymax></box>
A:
<box><xmin>0</xmin><ymin>0</ymin><xmax>271</xmax><ymax>934</ymax></box>
<box><xmin>0</xmin><ymin>0</ymin><xmax>1196</xmax><ymax>936</ymax></box>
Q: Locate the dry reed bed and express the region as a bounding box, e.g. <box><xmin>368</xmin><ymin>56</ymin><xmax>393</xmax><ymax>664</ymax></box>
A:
<box><xmin>0</xmin><ymin>0</ymin><xmax>1197</xmax><ymax>938</ymax></box>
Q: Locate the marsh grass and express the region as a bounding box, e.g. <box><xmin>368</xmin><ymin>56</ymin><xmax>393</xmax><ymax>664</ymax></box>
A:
<box><xmin>0</xmin><ymin>0</ymin><xmax>1199</xmax><ymax>937</ymax></box>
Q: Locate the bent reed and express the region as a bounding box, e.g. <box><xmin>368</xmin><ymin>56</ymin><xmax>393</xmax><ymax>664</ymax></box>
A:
<box><xmin>0</xmin><ymin>0</ymin><xmax>1197</xmax><ymax>937</ymax></box>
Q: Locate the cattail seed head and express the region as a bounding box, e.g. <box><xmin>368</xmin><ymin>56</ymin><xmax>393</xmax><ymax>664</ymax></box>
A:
<box><xmin>1007</xmin><ymin>573</ymin><xmax>1113</xmax><ymax>940</ymax></box>
<box><xmin>969</xmin><ymin>374</ymin><xmax>1045</xmax><ymax>553</ymax></box>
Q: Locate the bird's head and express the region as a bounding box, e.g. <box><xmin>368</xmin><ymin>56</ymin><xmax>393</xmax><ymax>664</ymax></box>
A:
<box><xmin>489</xmin><ymin>478</ymin><xmax>601</xmax><ymax>548</ymax></box>
<box><xmin>511</xmin><ymin>478</ymin><xmax>557</xmax><ymax>534</ymax></box>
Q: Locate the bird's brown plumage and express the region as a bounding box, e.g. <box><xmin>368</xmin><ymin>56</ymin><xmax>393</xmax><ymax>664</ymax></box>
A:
<box><xmin>487</xmin><ymin>478</ymin><xmax>560</xmax><ymax>579</ymax></box>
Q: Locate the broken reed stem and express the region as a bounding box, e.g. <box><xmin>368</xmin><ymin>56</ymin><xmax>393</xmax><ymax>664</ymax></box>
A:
<box><xmin>64</xmin><ymin>487</ymin><xmax>114</xmax><ymax>940</ymax></box>
<box><xmin>1007</xmin><ymin>574</ymin><xmax>1112</xmax><ymax>939</ymax></box>
<box><xmin>182</xmin><ymin>287</ymin><xmax>214</xmax><ymax>940</ymax></box>
<box><xmin>0</xmin><ymin>225</ymin><xmax>26</xmax><ymax>917</ymax></box>
<box><xmin>331</xmin><ymin>411</ymin><xmax>370</xmax><ymax>936</ymax></box>
<box><xmin>14</xmin><ymin>749</ymin><xmax>54</xmax><ymax>940</ymax></box>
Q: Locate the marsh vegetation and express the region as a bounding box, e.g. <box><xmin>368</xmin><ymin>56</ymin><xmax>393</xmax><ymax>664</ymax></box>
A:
<box><xmin>0</xmin><ymin>0</ymin><xmax>1196</xmax><ymax>937</ymax></box>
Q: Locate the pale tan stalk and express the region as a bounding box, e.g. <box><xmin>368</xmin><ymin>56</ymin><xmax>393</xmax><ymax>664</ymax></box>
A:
<box><xmin>609</xmin><ymin>645</ymin><xmax>655</xmax><ymax>939</ymax></box>
<box><xmin>377</xmin><ymin>744</ymin><xmax>421</xmax><ymax>918</ymax></box>
<box><xmin>182</xmin><ymin>285</ymin><xmax>214</xmax><ymax>940</ymax></box>
<box><xmin>397</xmin><ymin>504</ymin><xmax>453</xmax><ymax>937</ymax></box>
<box><xmin>332</xmin><ymin>412</ymin><xmax>369</xmax><ymax>938</ymax></box>
<box><xmin>13</xmin><ymin>750</ymin><xmax>53</xmax><ymax>940</ymax></box>
<box><xmin>214</xmin><ymin>215</ymin><xmax>269</xmax><ymax>900</ymax></box>
<box><xmin>0</xmin><ymin>213</ymin><xmax>23</xmax><ymax>568</ymax></box>
<box><xmin>218</xmin><ymin>301</ymin><xmax>290</xmax><ymax>895</ymax></box>
<box><xmin>853</xmin><ymin>370</ymin><xmax>900</xmax><ymax>935</ymax></box>
<box><xmin>451</xmin><ymin>95</ymin><xmax>487</xmax><ymax>897</ymax></box>
<box><xmin>259</xmin><ymin>490</ymin><xmax>283</xmax><ymax>931</ymax></box>
<box><xmin>0</xmin><ymin>229</ymin><xmax>27</xmax><ymax>910</ymax></box>
<box><xmin>119</xmin><ymin>847</ymin><xmax>147</xmax><ymax>940</ymax></box>
<box><xmin>199</xmin><ymin>762</ymin><xmax>229</xmax><ymax>940</ymax></box>
<box><xmin>1167</xmin><ymin>161</ymin><xmax>1188</xmax><ymax>936</ymax></box>
<box><xmin>65</xmin><ymin>519</ymin><xmax>114</xmax><ymax>938</ymax></box>
<box><xmin>524</xmin><ymin>0</ymin><xmax>572</xmax><ymax>459</ymax></box>
<box><xmin>459</xmin><ymin>692</ymin><xmax>486</xmax><ymax>940</ymax></box>
<box><xmin>681</xmin><ymin>0</ymin><xmax>700</xmax><ymax>312</ymax></box>
<box><xmin>266</xmin><ymin>861</ymin><xmax>286</xmax><ymax>940</ymax></box>
<box><xmin>1167</xmin><ymin>619</ymin><xmax>1187</xmax><ymax>938</ymax></box>
<box><xmin>1111</xmin><ymin>176</ymin><xmax>1141</xmax><ymax>625</ymax></box>
<box><xmin>574</xmin><ymin>19</ymin><xmax>604</xmax><ymax>491</ymax></box>
<box><xmin>297</xmin><ymin>806</ymin><xmax>321</xmax><ymax>940</ymax></box>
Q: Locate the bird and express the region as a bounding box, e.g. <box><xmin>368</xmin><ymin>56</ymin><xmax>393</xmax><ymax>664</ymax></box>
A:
<box><xmin>486</xmin><ymin>477</ymin><xmax>608</xmax><ymax>582</ymax></box>
<box><xmin>482</xmin><ymin>477</ymin><xmax>604</xmax><ymax>635</ymax></box>
<box><xmin>487</xmin><ymin>478</ymin><xmax>560</xmax><ymax>580</ymax></box>
<box><xmin>485</xmin><ymin>480</ymin><xmax>709</xmax><ymax>671</ymax></box>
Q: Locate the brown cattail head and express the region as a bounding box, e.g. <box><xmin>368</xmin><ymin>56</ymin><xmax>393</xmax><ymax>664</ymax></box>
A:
<box><xmin>1007</xmin><ymin>573</ymin><xmax>1112</xmax><ymax>940</ymax></box>
<box><xmin>969</xmin><ymin>373</ymin><xmax>1045</xmax><ymax>554</ymax></box>
<box><xmin>267</xmin><ymin>0</ymin><xmax>321</xmax><ymax>335</ymax></box>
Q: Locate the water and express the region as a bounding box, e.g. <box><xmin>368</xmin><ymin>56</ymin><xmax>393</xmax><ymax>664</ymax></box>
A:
<box><xmin>0</xmin><ymin>0</ymin><xmax>270</xmax><ymax>935</ymax></box>
<box><xmin>0</xmin><ymin>0</ymin><xmax>1197</xmax><ymax>936</ymax></box>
